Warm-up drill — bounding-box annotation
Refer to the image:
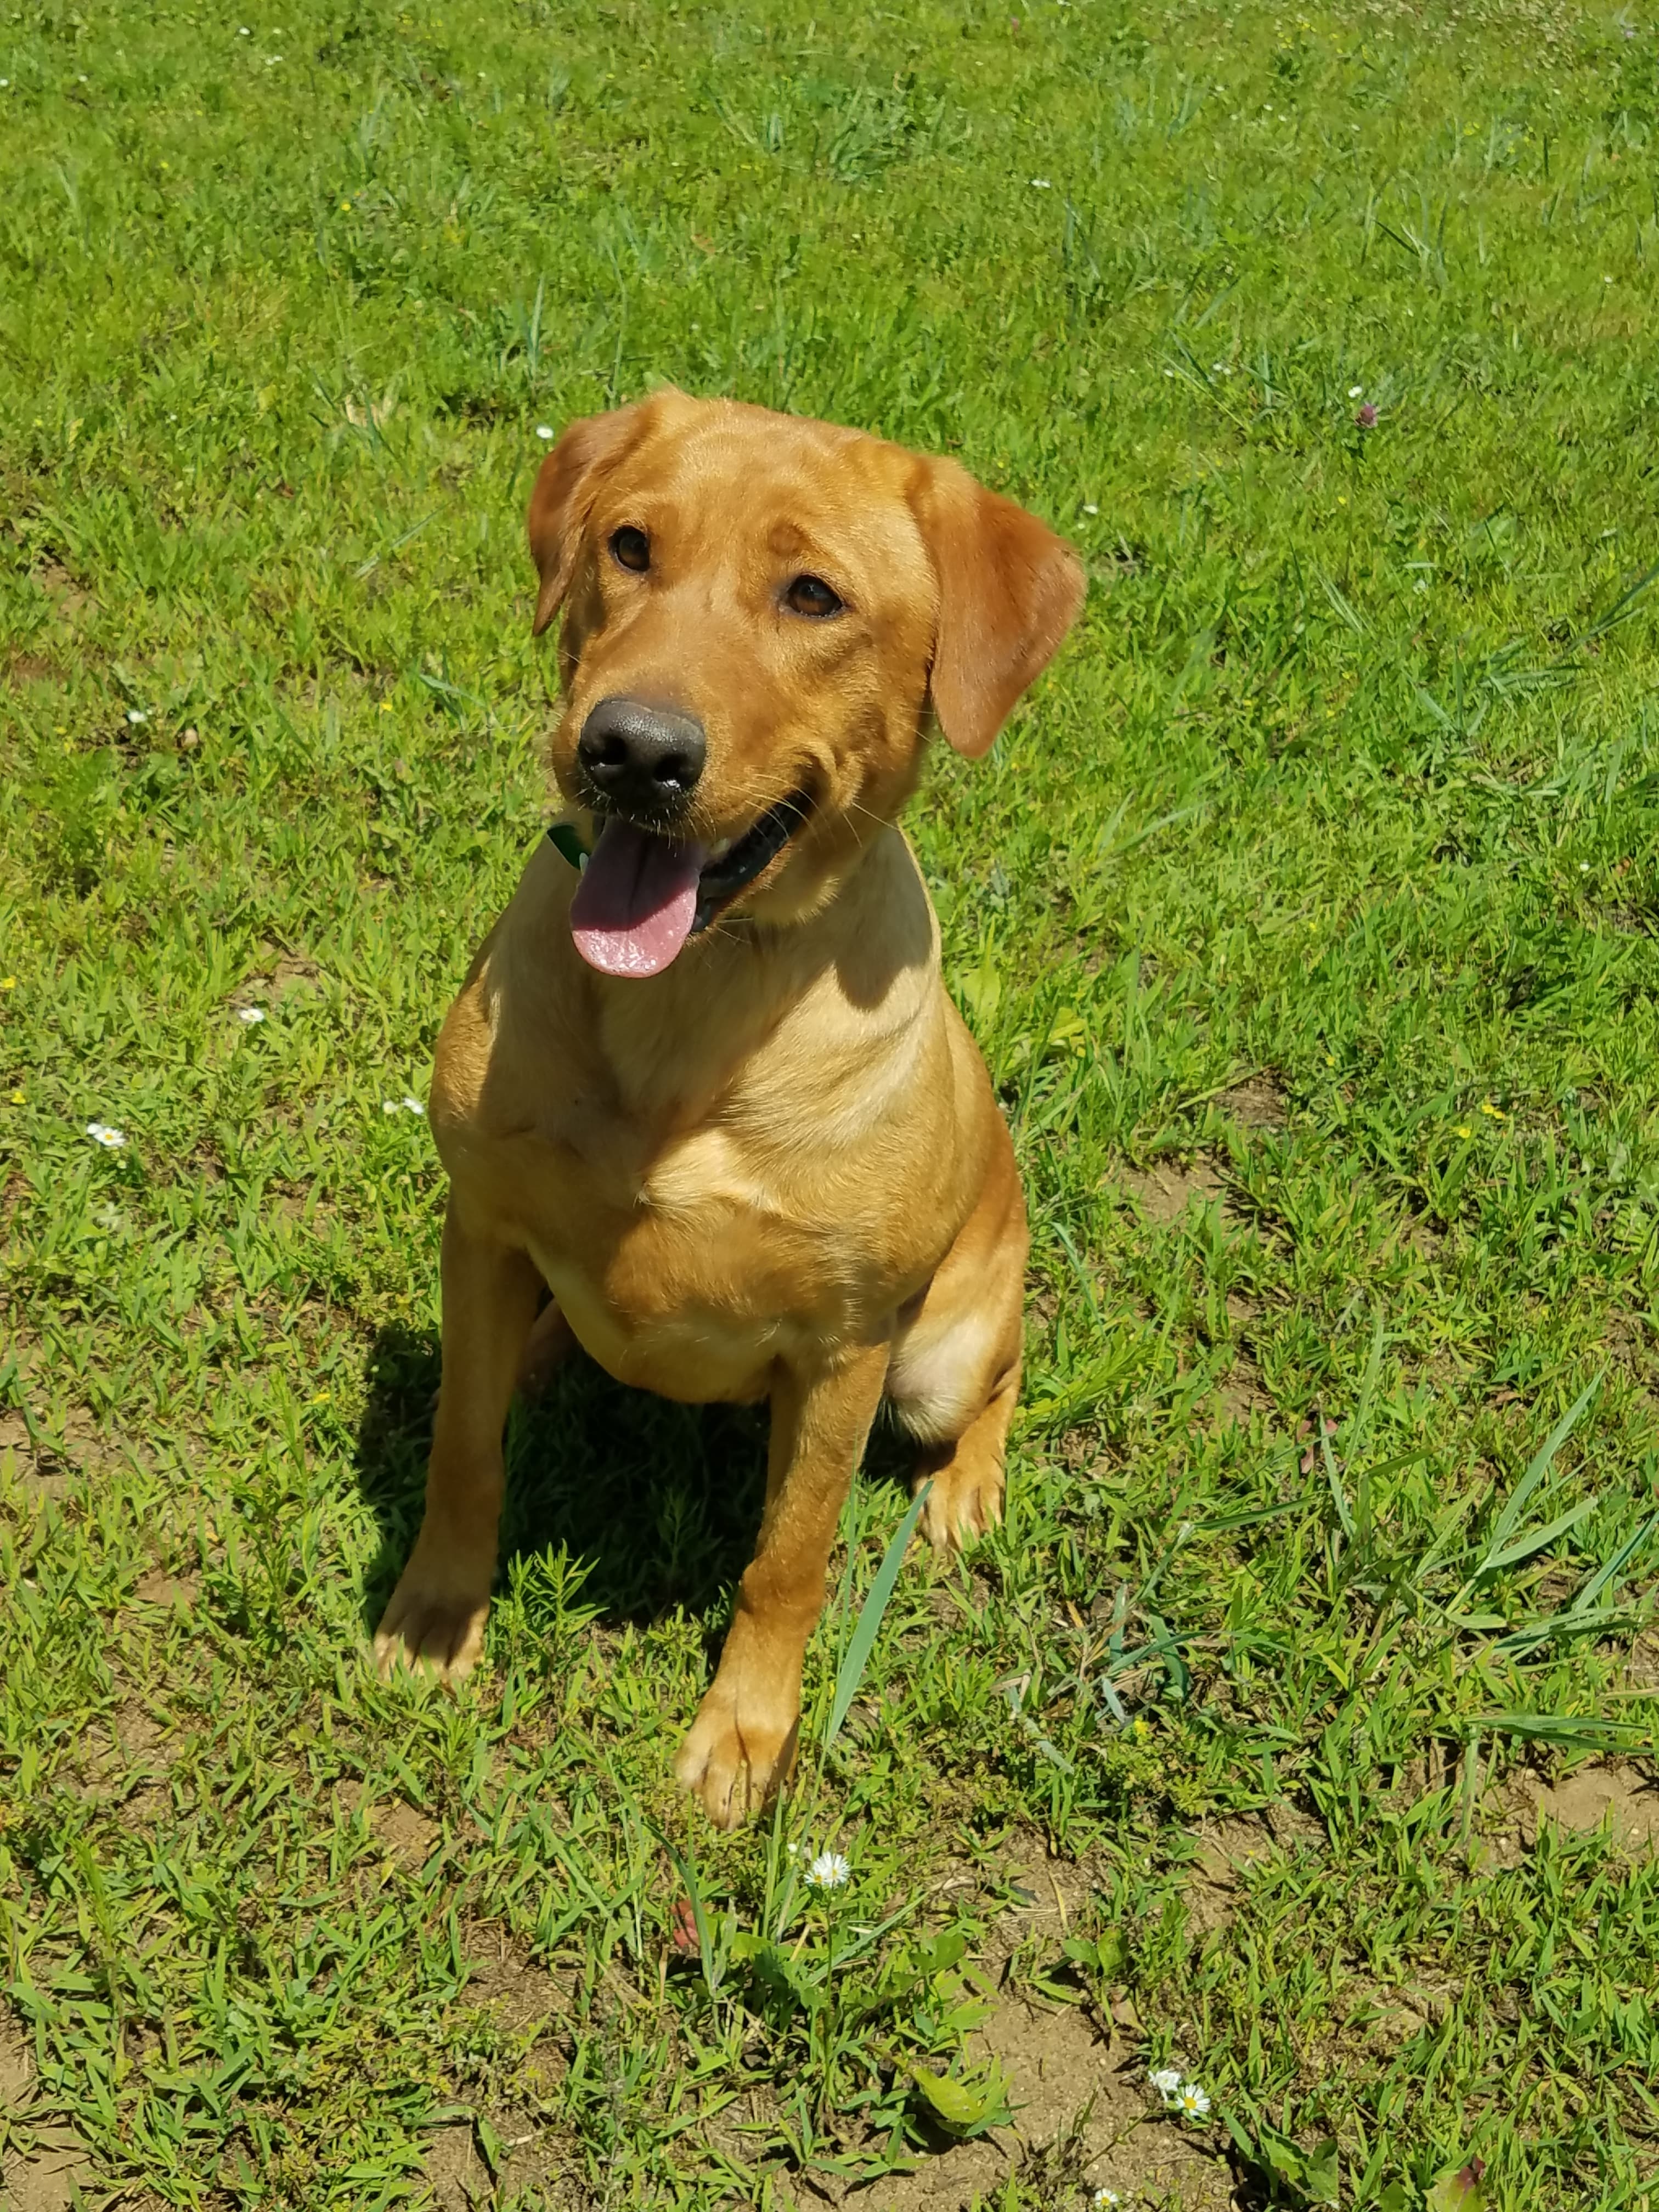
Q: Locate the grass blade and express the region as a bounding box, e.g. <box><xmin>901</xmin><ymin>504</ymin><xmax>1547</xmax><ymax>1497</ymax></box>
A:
<box><xmin>1477</xmin><ymin>1492</ymin><xmax>1601</xmax><ymax>1580</ymax></box>
<box><xmin>1474</xmin><ymin>1373</ymin><xmax>1603</xmax><ymax>1579</ymax></box>
<box><xmin>656</xmin><ymin>1828</ymin><xmax>719</xmax><ymax>1999</ymax></box>
<box><xmin>823</xmin><ymin>1481</ymin><xmax>931</xmax><ymax>1751</ymax></box>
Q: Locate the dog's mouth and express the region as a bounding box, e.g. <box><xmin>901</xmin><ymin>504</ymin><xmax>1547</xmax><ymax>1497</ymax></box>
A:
<box><xmin>568</xmin><ymin>791</ymin><xmax>812</xmax><ymax>978</ymax></box>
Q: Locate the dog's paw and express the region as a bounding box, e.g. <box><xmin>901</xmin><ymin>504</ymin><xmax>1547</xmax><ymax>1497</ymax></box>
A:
<box><xmin>674</xmin><ymin>1683</ymin><xmax>799</xmax><ymax>1830</ymax></box>
<box><xmin>374</xmin><ymin>1564</ymin><xmax>491</xmax><ymax>1683</ymax></box>
<box><xmin>916</xmin><ymin>1459</ymin><xmax>1003</xmax><ymax>1554</ymax></box>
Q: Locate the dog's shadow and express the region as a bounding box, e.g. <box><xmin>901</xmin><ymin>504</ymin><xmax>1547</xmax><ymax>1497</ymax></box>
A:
<box><xmin>355</xmin><ymin>1323</ymin><xmax>915</xmax><ymax>1637</ymax></box>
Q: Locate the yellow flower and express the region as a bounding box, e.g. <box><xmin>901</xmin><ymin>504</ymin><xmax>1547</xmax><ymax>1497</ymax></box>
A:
<box><xmin>8</xmin><ymin>1091</ymin><xmax>22</xmax><ymax>1104</ymax></box>
<box><xmin>1480</xmin><ymin>1100</ymin><xmax>1504</xmax><ymax>1118</ymax></box>
<box><xmin>0</xmin><ymin>977</ymin><xmax>15</xmax><ymax>990</ymax></box>
<box><xmin>1455</xmin><ymin>1124</ymin><xmax>1472</xmax><ymax>1138</ymax></box>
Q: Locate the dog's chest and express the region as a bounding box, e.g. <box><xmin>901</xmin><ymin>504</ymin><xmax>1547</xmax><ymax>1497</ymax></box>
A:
<box><xmin>521</xmin><ymin>1119</ymin><xmax>849</xmax><ymax>1400</ymax></box>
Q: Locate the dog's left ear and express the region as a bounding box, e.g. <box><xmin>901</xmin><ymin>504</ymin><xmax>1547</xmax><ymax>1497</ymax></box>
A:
<box><xmin>527</xmin><ymin>400</ymin><xmax>655</xmax><ymax>637</ymax></box>
<box><xmin>911</xmin><ymin>460</ymin><xmax>1086</xmax><ymax>759</ymax></box>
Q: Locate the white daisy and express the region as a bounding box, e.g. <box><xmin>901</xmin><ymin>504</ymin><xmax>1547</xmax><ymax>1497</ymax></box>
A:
<box><xmin>535</xmin><ymin>425</ymin><xmax>555</xmax><ymax>440</ymax></box>
<box><xmin>401</xmin><ymin>1094</ymin><xmax>424</xmax><ymax>1114</ymax></box>
<box><xmin>238</xmin><ymin>1006</ymin><xmax>267</xmax><ymax>1025</ymax></box>
<box><xmin>1348</xmin><ymin>384</ymin><xmax>1363</xmax><ymax>397</ymax></box>
<box><xmin>1149</xmin><ymin>2066</ymin><xmax>1183</xmax><ymax>2105</ymax></box>
<box><xmin>1030</xmin><ymin>177</ymin><xmax>1052</xmax><ymax>189</ymax></box>
<box><xmin>1092</xmin><ymin>2192</ymin><xmax>1122</xmax><ymax>2209</ymax></box>
<box><xmin>804</xmin><ymin>1849</ymin><xmax>850</xmax><ymax>1889</ymax></box>
<box><xmin>1177</xmin><ymin>2081</ymin><xmax>1211</xmax><ymax>2119</ymax></box>
<box><xmin>1082</xmin><ymin>501</ymin><xmax>1099</xmax><ymax>515</ymax></box>
<box><xmin>86</xmin><ymin>1122</ymin><xmax>126</xmax><ymax>1148</ymax></box>
<box><xmin>127</xmin><ymin>708</ymin><xmax>148</xmax><ymax>725</ymax></box>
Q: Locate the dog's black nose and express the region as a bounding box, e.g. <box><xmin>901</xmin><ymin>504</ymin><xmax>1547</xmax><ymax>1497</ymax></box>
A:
<box><xmin>578</xmin><ymin>697</ymin><xmax>706</xmax><ymax>817</ymax></box>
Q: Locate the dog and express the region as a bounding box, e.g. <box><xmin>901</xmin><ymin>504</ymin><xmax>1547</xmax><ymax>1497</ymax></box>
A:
<box><xmin>374</xmin><ymin>388</ymin><xmax>1084</xmax><ymax>1826</ymax></box>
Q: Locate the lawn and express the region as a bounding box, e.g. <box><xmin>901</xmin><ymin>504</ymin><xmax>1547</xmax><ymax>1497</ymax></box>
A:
<box><xmin>3</xmin><ymin>0</ymin><xmax>1659</xmax><ymax>2204</ymax></box>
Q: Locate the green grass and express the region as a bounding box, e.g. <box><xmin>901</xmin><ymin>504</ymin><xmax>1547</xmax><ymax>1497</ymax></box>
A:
<box><xmin>4</xmin><ymin>0</ymin><xmax>1659</xmax><ymax>2204</ymax></box>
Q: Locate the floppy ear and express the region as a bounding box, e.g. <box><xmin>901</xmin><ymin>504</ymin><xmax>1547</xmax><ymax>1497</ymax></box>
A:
<box><xmin>911</xmin><ymin>459</ymin><xmax>1086</xmax><ymax>759</ymax></box>
<box><xmin>526</xmin><ymin>402</ymin><xmax>651</xmax><ymax>637</ymax></box>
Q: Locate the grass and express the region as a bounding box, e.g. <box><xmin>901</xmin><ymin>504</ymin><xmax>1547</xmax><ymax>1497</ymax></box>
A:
<box><xmin>3</xmin><ymin>0</ymin><xmax>1659</xmax><ymax>2203</ymax></box>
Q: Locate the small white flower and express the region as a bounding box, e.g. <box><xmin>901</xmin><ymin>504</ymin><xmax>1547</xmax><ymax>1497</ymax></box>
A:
<box><xmin>0</xmin><ymin>78</ymin><xmax>10</xmax><ymax>88</ymax></box>
<box><xmin>535</xmin><ymin>424</ymin><xmax>555</xmax><ymax>440</ymax></box>
<box><xmin>401</xmin><ymin>1094</ymin><xmax>423</xmax><ymax>1114</ymax></box>
<box><xmin>1177</xmin><ymin>2081</ymin><xmax>1211</xmax><ymax>2119</ymax></box>
<box><xmin>1348</xmin><ymin>384</ymin><xmax>1363</xmax><ymax>397</ymax></box>
<box><xmin>804</xmin><ymin>1849</ymin><xmax>850</xmax><ymax>1889</ymax></box>
<box><xmin>1578</xmin><ymin>861</ymin><xmax>1590</xmax><ymax>872</ymax></box>
<box><xmin>1030</xmin><ymin>177</ymin><xmax>1052</xmax><ymax>189</ymax></box>
<box><xmin>382</xmin><ymin>1100</ymin><xmax>399</xmax><ymax>1115</ymax></box>
<box><xmin>238</xmin><ymin>1006</ymin><xmax>267</xmax><ymax>1025</ymax></box>
<box><xmin>1414</xmin><ymin>578</ymin><xmax>1429</xmax><ymax>594</ymax></box>
<box><xmin>1093</xmin><ymin>2193</ymin><xmax>1122</xmax><ymax>2209</ymax></box>
<box><xmin>86</xmin><ymin>1122</ymin><xmax>126</xmax><ymax>1149</ymax></box>
<box><xmin>1082</xmin><ymin>501</ymin><xmax>1099</xmax><ymax>515</ymax></box>
<box><xmin>1163</xmin><ymin>367</ymin><xmax>1175</xmax><ymax>377</ymax></box>
<box><xmin>127</xmin><ymin>708</ymin><xmax>148</xmax><ymax>725</ymax></box>
<box><xmin>92</xmin><ymin>1202</ymin><xmax>125</xmax><ymax>1232</ymax></box>
<box><xmin>238</xmin><ymin>23</ymin><xmax>250</xmax><ymax>31</ymax></box>
<box><xmin>1149</xmin><ymin>2065</ymin><xmax>1183</xmax><ymax>2105</ymax></box>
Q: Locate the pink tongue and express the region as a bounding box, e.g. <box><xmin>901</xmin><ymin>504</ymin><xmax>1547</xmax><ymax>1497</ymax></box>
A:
<box><xmin>569</xmin><ymin>817</ymin><xmax>707</xmax><ymax>977</ymax></box>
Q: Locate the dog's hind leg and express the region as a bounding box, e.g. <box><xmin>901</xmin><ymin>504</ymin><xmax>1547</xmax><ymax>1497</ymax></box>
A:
<box><xmin>516</xmin><ymin>1294</ymin><xmax>575</xmax><ymax>1400</ymax></box>
<box><xmin>374</xmin><ymin>1204</ymin><xmax>542</xmax><ymax>1682</ymax></box>
<box><xmin>887</xmin><ymin>1116</ymin><xmax>1028</xmax><ymax>1553</ymax></box>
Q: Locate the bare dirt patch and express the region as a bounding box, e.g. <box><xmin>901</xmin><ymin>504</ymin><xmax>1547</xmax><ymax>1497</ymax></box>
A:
<box><xmin>0</xmin><ymin>1402</ymin><xmax>111</xmax><ymax>1507</ymax></box>
<box><xmin>36</xmin><ymin>558</ymin><xmax>93</xmax><ymax>619</ymax></box>
<box><xmin>1505</xmin><ymin>1760</ymin><xmax>1659</xmax><ymax>1854</ymax></box>
<box><xmin>422</xmin><ymin>2121</ymin><xmax>485</xmax><ymax>2211</ymax></box>
<box><xmin>0</xmin><ymin>2125</ymin><xmax>98</xmax><ymax>2212</ymax></box>
<box><xmin>337</xmin><ymin>1779</ymin><xmax>442</xmax><ymax>1869</ymax></box>
<box><xmin>1</xmin><ymin>2013</ymin><xmax>34</xmax><ymax>2107</ymax></box>
<box><xmin>848</xmin><ymin>1997</ymin><xmax>1238</xmax><ymax>2210</ymax></box>
<box><xmin>461</xmin><ymin>1923</ymin><xmax>568</xmax><ymax>2042</ymax></box>
<box><xmin>133</xmin><ymin>1564</ymin><xmax>201</xmax><ymax>1610</ymax></box>
<box><xmin>1184</xmin><ymin>1814</ymin><xmax>1278</xmax><ymax>1933</ymax></box>
<box><xmin>1210</xmin><ymin>1355</ymin><xmax>1272</xmax><ymax>1430</ymax></box>
<box><xmin>1116</xmin><ymin>1156</ymin><xmax>1228</xmax><ymax>1225</ymax></box>
<box><xmin>237</xmin><ymin>951</ymin><xmax>324</xmax><ymax>1010</ymax></box>
<box><xmin>1217</xmin><ymin>1076</ymin><xmax>1288</xmax><ymax>1130</ymax></box>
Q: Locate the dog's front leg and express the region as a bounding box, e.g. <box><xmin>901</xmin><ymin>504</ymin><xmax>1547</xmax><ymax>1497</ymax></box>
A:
<box><xmin>675</xmin><ymin>1342</ymin><xmax>890</xmax><ymax>1828</ymax></box>
<box><xmin>374</xmin><ymin>1203</ymin><xmax>541</xmax><ymax>1683</ymax></box>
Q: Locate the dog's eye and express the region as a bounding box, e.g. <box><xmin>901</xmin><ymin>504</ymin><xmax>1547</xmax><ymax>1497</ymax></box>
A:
<box><xmin>783</xmin><ymin>573</ymin><xmax>843</xmax><ymax>619</ymax></box>
<box><xmin>610</xmin><ymin>526</ymin><xmax>651</xmax><ymax>574</ymax></box>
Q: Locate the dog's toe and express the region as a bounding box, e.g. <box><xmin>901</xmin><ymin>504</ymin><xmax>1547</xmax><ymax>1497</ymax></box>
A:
<box><xmin>916</xmin><ymin>1462</ymin><xmax>1004</xmax><ymax>1554</ymax></box>
<box><xmin>374</xmin><ymin>1572</ymin><xmax>490</xmax><ymax>1683</ymax></box>
<box><xmin>675</xmin><ymin>1692</ymin><xmax>797</xmax><ymax>1829</ymax></box>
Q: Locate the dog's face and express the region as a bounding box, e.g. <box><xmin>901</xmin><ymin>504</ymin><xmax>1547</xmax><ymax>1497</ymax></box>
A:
<box><xmin>527</xmin><ymin>390</ymin><xmax>1083</xmax><ymax>977</ymax></box>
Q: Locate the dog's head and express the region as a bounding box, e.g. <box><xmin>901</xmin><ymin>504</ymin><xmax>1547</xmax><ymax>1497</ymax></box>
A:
<box><xmin>527</xmin><ymin>390</ymin><xmax>1083</xmax><ymax>977</ymax></box>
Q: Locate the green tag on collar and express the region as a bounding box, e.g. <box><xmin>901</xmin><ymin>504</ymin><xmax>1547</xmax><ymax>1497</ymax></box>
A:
<box><xmin>546</xmin><ymin>822</ymin><xmax>588</xmax><ymax>869</ymax></box>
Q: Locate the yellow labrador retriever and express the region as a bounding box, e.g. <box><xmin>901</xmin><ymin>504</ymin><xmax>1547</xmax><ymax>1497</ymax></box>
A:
<box><xmin>374</xmin><ymin>390</ymin><xmax>1083</xmax><ymax>1825</ymax></box>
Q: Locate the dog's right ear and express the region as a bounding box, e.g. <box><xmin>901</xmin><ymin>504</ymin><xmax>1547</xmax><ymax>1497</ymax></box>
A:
<box><xmin>526</xmin><ymin>403</ymin><xmax>651</xmax><ymax>637</ymax></box>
